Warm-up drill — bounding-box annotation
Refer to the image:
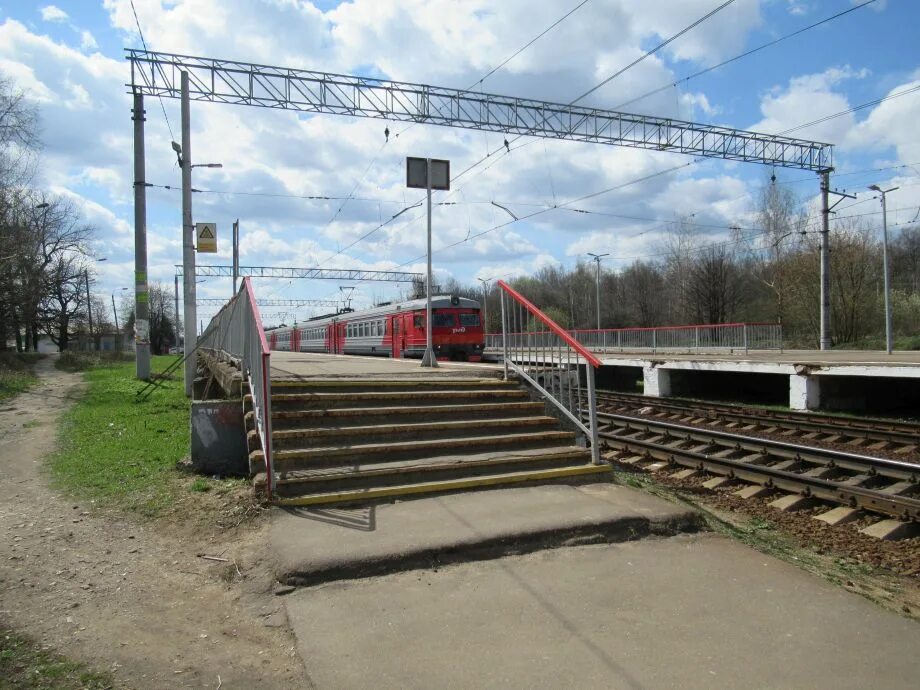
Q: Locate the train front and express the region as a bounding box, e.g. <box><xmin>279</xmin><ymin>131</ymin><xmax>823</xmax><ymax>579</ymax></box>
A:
<box><xmin>430</xmin><ymin>296</ymin><xmax>484</xmax><ymax>362</ymax></box>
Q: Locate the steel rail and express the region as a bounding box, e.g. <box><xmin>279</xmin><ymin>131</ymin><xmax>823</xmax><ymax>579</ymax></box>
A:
<box><xmin>595</xmin><ymin>411</ymin><xmax>919</xmax><ymax>481</ymax></box>
<box><xmin>593</xmin><ymin>390</ymin><xmax>920</xmax><ymax>447</ymax></box>
<box><xmin>594</xmin><ymin>412</ymin><xmax>920</xmax><ymax>519</ymax></box>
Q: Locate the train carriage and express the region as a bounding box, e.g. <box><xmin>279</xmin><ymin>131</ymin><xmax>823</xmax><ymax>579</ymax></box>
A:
<box><xmin>266</xmin><ymin>295</ymin><xmax>484</xmax><ymax>361</ymax></box>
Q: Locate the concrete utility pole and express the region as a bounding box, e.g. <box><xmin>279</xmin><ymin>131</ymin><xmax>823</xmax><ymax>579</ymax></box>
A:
<box><xmin>132</xmin><ymin>92</ymin><xmax>151</xmax><ymax>379</ymax></box>
<box><xmin>111</xmin><ymin>294</ymin><xmax>119</xmax><ymax>332</ymax></box>
<box><xmin>587</xmin><ymin>252</ymin><xmax>609</xmax><ymax>331</ymax></box>
<box><xmin>818</xmin><ymin>170</ymin><xmax>855</xmax><ymax>351</ymax></box>
<box><xmin>869</xmin><ymin>184</ymin><xmax>899</xmax><ymax>354</ymax></box>
<box><xmin>180</xmin><ymin>71</ymin><xmax>197</xmax><ymax>396</ymax></box>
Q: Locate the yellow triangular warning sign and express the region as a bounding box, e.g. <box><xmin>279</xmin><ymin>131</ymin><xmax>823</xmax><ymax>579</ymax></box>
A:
<box><xmin>199</xmin><ymin>226</ymin><xmax>214</xmax><ymax>239</ymax></box>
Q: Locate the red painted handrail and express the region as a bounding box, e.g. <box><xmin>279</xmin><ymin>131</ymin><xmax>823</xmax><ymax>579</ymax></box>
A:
<box><xmin>497</xmin><ymin>280</ymin><xmax>602</xmax><ymax>368</ymax></box>
<box><xmin>244</xmin><ymin>278</ymin><xmax>270</xmax><ymax>354</ymax></box>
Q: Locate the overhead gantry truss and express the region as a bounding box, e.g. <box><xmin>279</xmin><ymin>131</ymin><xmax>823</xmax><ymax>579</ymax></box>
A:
<box><xmin>127</xmin><ymin>50</ymin><xmax>832</xmax><ymax>171</ymax></box>
<box><xmin>197</xmin><ymin>298</ymin><xmax>340</xmax><ymax>308</ymax></box>
<box><xmin>175</xmin><ymin>264</ymin><xmax>423</xmax><ymax>282</ymax></box>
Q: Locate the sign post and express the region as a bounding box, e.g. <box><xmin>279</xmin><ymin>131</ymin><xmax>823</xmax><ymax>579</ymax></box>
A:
<box><xmin>406</xmin><ymin>157</ymin><xmax>449</xmax><ymax>368</ymax></box>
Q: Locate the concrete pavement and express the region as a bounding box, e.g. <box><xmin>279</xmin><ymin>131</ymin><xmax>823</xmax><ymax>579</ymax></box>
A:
<box><xmin>270</xmin><ymin>350</ymin><xmax>502</xmax><ymax>380</ymax></box>
<box><xmin>270</xmin><ymin>483</ymin><xmax>701</xmax><ymax>585</ymax></box>
<box><xmin>286</xmin><ymin>532</ymin><xmax>920</xmax><ymax>689</ymax></box>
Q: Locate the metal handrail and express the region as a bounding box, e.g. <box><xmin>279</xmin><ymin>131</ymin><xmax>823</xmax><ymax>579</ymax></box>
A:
<box><xmin>199</xmin><ymin>277</ymin><xmax>274</xmax><ymax>499</ymax></box>
<box><xmin>485</xmin><ymin>321</ymin><xmax>783</xmax><ymax>354</ymax></box>
<box><xmin>497</xmin><ymin>280</ymin><xmax>602</xmax><ymax>465</ymax></box>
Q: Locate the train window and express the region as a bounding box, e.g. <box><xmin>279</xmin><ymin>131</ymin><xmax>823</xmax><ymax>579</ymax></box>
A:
<box><xmin>380</xmin><ymin>320</ymin><xmax>386</xmax><ymax>335</ymax></box>
<box><xmin>460</xmin><ymin>313</ymin><xmax>480</xmax><ymax>327</ymax></box>
<box><xmin>414</xmin><ymin>314</ymin><xmax>424</xmax><ymax>329</ymax></box>
<box><xmin>433</xmin><ymin>313</ymin><xmax>455</xmax><ymax>327</ymax></box>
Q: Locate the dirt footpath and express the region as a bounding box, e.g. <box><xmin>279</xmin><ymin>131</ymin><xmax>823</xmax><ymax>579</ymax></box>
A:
<box><xmin>0</xmin><ymin>357</ymin><xmax>307</xmax><ymax>689</ymax></box>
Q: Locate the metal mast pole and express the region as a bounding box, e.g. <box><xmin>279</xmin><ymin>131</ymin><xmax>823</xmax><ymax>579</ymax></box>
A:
<box><xmin>174</xmin><ymin>273</ymin><xmax>180</xmax><ymax>346</ymax></box>
<box><xmin>587</xmin><ymin>252</ymin><xmax>608</xmax><ymax>332</ymax></box>
<box><xmin>181</xmin><ymin>71</ymin><xmax>197</xmax><ymax>395</ymax></box>
<box><xmin>132</xmin><ymin>92</ymin><xmax>150</xmax><ymax>379</ymax></box>
<box><xmin>232</xmin><ymin>219</ymin><xmax>239</xmax><ymax>295</ymax></box>
<box><xmin>819</xmin><ymin>171</ymin><xmax>831</xmax><ymax>351</ymax></box>
<box><xmin>874</xmin><ymin>188</ymin><xmax>898</xmax><ymax>354</ymax></box>
<box><xmin>111</xmin><ymin>294</ymin><xmax>119</xmax><ymax>332</ymax></box>
<box><xmin>421</xmin><ymin>158</ymin><xmax>437</xmax><ymax>367</ymax></box>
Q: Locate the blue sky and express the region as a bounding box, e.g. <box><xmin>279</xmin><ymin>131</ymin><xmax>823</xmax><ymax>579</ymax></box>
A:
<box><xmin>2</xmin><ymin>0</ymin><xmax>919</xmax><ymax>327</ymax></box>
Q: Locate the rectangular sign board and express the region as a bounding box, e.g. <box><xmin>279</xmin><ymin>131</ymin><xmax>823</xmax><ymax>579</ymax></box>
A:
<box><xmin>196</xmin><ymin>222</ymin><xmax>217</xmax><ymax>252</ymax></box>
<box><xmin>406</xmin><ymin>157</ymin><xmax>450</xmax><ymax>190</ymax></box>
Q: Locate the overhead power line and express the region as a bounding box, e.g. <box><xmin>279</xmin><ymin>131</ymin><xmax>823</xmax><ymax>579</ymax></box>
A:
<box><xmin>777</xmin><ymin>83</ymin><xmax>920</xmax><ymax>136</ymax></box>
<box><xmin>128</xmin><ymin>0</ymin><xmax>175</xmax><ymax>142</ymax></box>
<box><xmin>613</xmin><ymin>0</ymin><xmax>878</xmax><ymax>111</ymax></box>
<box><xmin>572</xmin><ymin>0</ymin><xmax>738</xmax><ymax>106</ymax></box>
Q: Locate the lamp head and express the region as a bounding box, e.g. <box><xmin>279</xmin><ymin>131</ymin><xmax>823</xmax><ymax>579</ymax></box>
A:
<box><xmin>868</xmin><ymin>184</ymin><xmax>881</xmax><ymax>193</ymax></box>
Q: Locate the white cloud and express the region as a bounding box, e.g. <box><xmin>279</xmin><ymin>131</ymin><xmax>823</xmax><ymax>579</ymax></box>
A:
<box><xmin>750</xmin><ymin>66</ymin><xmax>870</xmax><ymax>143</ymax></box>
<box><xmin>40</xmin><ymin>5</ymin><xmax>68</xmax><ymax>22</ymax></box>
<box><xmin>80</xmin><ymin>30</ymin><xmax>98</xmax><ymax>52</ymax></box>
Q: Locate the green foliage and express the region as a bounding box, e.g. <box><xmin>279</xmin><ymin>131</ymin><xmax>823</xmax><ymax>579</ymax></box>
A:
<box><xmin>0</xmin><ymin>352</ymin><xmax>43</xmax><ymax>401</ymax></box>
<box><xmin>0</xmin><ymin>623</ymin><xmax>113</xmax><ymax>689</ymax></box>
<box><xmin>55</xmin><ymin>350</ymin><xmax>134</xmax><ymax>372</ymax></box>
<box><xmin>50</xmin><ymin>355</ymin><xmax>190</xmax><ymax>516</ymax></box>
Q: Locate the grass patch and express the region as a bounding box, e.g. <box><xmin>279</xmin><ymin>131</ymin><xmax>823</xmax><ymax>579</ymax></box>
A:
<box><xmin>0</xmin><ymin>352</ymin><xmax>44</xmax><ymax>402</ymax></box>
<box><xmin>55</xmin><ymin>350</ymin><xmax>135</xmax><ymax>372</ymax></box>
<box><xmin>50</xmin><ymin>355</ymin><xmax>192</xmax><ymax>517</ymax></box>
<box><xmin>0</xmin><ymin>622</ymin><xmax>113</xmax><ymax>689</ymax></box>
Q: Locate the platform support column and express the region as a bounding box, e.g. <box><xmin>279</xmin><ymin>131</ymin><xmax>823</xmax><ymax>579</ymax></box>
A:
<box><xmin>789</xmin><ymin>374</ymin><xmax>821</xmax><ymax>411</ymax></box>
<box><xmin>643</xmin><ymin>365</ymin><xmax>671</xmax><ymax>398</ymax></box>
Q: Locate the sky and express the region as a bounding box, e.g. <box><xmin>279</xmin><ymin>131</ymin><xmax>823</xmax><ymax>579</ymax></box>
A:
<box><xmin>2</xmin><ymin>0</ymin><xmax>919</xmax><ymax>327</ymax></box>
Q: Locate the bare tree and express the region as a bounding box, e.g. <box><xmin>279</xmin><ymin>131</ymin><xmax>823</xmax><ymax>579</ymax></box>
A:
<box><xmin>686</xmin><ymin>244</ymin><xmax>744</xmax><ymax>323</ymax></box>
<box><xmin>0</xmin><ymin>73</ymin><xmax>40</xmax><ymax>190</ymax></box>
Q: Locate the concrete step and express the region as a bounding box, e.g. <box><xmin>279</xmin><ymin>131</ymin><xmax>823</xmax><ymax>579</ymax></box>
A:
<box><xmin>248</xmin><ymin>388</ymin><xmax>532</xmax><ymax>410</ymax></box>
<box><xmin>257</xmin><ymin>447</ymin><xmax>595</xmax><ymax>497</ymax></box>
<box><xmin>261</xmin><ymin>401</ymin><xmax>546</xmax><ymax>430</ymax></box>
<box><xmin>268</xmin><ymin>377</ymin><xmax>511</xmax><ymax>394</ymax></box>
<box><xmin>264</xmin><ymin>416</ymin><xmax>561</xmax><ymax>450</ymax></box>
<box><xmin>267</xmin><ymin>463</ymin><xmax>612</xmax><ymax>507</ymax></box>
<box><xmin>252</xmin><ymin>430</ymin><xmax>579</xmax><ymax>474</ymax></box>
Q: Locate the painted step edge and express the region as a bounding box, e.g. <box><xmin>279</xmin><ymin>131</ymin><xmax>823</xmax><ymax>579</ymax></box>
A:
<box><xmin>266</xmin><ymin>448</ymin><xmax>594</xmax><ymax>488</ymax></box>
<box><xmin>266</xmin><ymin>401</ymin><xmax>545</xmax><ymax>420</ymax></box>
<box><xmin>275</xmin><ymin>464</ymin><xmax>612</xmax><ymax>506</ymax></box>
<box><xmin>254</xmin><ymin>431</ymin><xmax>578</xmax><ymax>462</ymax></box>
<box><xmin>270</xmin><ymin>378</ymin><xmax>511</xmax><ymax>388</ymax></box>
<box><xmin>269</xmin><ymin>416</ymin><xmax>559</xmax><ymax>440</ymax></box>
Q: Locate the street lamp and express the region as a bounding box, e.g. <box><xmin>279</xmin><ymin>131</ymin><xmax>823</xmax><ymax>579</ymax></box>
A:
<box><xmin>477</xmin><ymin>277</ymin><xmax>493</xmax><ymax>337</ymax></box>
<box><xmin>868</xmin><ymin>184</ymin><xmax>899</xmax><ymax>354</ymax></box>
<box><xmin>587</xmin><ymin>252</ymin><xmax>609</xmax><ymax>332</ymax></box>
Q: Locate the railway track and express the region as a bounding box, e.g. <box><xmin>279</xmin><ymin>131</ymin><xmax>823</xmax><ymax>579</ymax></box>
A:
<box><xmin>592</xmin><ymin>411</ymin><xmax>920</xmax><ymax>523</ymax></box>
<box><xmin>593</xmin><ymin>390</ymin><xmax>920</xmax><ymax>457</ymax></box>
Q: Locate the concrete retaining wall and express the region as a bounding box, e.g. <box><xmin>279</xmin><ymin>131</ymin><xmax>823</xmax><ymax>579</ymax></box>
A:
<box><xmin>190</xmin><ymin>400</ymin><xmax>248</xmax><ymax>476</ymax></box>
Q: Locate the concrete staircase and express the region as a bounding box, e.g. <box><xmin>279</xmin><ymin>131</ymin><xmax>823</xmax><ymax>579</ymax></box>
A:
<box><xmin>246</xmin><ymin>376</ymin><xmax>610</xmax><ymax>506</ymax></box>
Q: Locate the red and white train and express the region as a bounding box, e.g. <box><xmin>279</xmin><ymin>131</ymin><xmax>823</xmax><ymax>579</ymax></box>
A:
<box><xmin>265</xmin><ymin>295</ymin><xmax>485</xmax><ymax>361</ymax></box>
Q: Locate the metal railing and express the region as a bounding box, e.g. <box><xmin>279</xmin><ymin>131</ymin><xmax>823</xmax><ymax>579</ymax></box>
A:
<box><xmin>498</xmin><ymin>280</ymin><xmax>602</xmax><ymax>465</ymax></box>
<box><xmin>198</xmin><ymin>278</ymin><xmax>274</xmax><ymax>498</ymax></box>
<box><xmin>487</xmin><ymin>322</ymin><xmax>782</xmax><ymax>354</ymax></box>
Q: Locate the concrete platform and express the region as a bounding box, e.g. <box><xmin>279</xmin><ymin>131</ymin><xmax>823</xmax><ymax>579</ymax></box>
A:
<box><xmin>286</xmin><ymin>533</ymin><xmax>920</xmax><ymax>689</ymax></box>
<box><xmin>270</xmin><ymin>350</ymin><xmax>503</xmax><ymax>380</ymax></box>
<box><xmin>270</xmin><ymin>483</ymin><xmax>701</xmax><ymax>586</ymax></box>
